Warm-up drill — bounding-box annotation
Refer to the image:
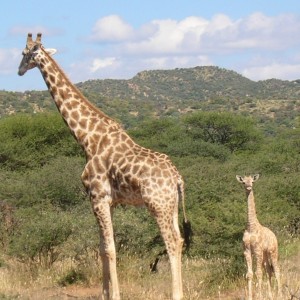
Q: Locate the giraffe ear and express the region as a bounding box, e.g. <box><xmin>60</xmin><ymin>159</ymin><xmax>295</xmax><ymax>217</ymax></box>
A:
<box><xmin>236</xmin><ymin>175</ymin><xmax>243</xmax><ymax>183</ymax></box>
<box><xmin>45</xmin><ymin>48</ymin><xmax>57</xmax><ymax>56</ymax></box>
<box><xmin>253</xmin><ymin>174</ymin><xmax>260</xmax><ymax>181</ymax></box>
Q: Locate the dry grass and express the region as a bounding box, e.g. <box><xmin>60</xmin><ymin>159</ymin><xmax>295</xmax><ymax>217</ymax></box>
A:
<box><xmin>0</xmin><ymin>239</ymin><xmax>299</xmax><ymax>300</ymax></box>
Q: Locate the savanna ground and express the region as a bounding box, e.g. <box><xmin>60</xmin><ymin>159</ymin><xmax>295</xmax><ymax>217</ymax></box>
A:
<box><xmin>0</xmin><ymin>238</ymin><xmax>299</xmax><ymax>300</ymax></box>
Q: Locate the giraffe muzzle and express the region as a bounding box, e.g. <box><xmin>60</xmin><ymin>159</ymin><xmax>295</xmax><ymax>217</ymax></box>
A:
<box><xmin>18</xmin><ymin>58</ymin><xmax>28</xmax><ymax>76</ymax></box>
<box><xmin>18</xmin><ymin>68</ymin><xmax>26</xmax><ymax>76</ymax></box>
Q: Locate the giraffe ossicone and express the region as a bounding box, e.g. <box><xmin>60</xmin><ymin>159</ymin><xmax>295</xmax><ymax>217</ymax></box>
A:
<box><xmin>236</xmin><ymin>174</ymin><xmax>281</xmax><ymax>300</ymax></box>
<box><xmin>18</xmin><ymin>33</ymin><xmax>190</xmax><ymax>300</ymax></box>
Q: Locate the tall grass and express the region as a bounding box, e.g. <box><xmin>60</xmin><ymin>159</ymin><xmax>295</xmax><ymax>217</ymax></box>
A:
<box><xmin>0</xmin><ymin>238</ymin><xmax>299</xmax><ymax>299</ymax></box>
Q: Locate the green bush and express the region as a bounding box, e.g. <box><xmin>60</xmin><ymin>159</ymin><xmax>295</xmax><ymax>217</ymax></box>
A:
<box><xmin>32</xmin><ymin>156</ymin><xmax>86</xmax><ymax>209</ymax></box>
<box><xmin>0</xmin><ymin>156</ymin><xmax>85</xmax><ymax>209</ymax></box>
<box><xmin>0</xmin><ymin>113</ymin><xmax>81</xmax><ymax>170</ymax></box>
<box><xmin>9</xmin><ymin>209</ymin><xmax>73</xmax><ymax>267</ymax></box>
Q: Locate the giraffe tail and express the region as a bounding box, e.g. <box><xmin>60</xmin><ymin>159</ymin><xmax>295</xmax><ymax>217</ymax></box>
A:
<box><xmin>177</xmin><ymin>179</ymin><xmax>192</xmax><ymax>251</ymax></box>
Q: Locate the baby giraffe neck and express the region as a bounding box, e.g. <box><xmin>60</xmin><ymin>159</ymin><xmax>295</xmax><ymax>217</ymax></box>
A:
<box><xmin>246</xmin><ymin>190</ymin><xmax>259</xmax><ymax>231</ymax></box>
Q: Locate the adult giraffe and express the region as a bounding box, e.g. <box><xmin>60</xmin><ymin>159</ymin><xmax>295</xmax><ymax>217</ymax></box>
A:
<box><xmin>18</xmin><ymin>33</ymin><xmax>190</xmax><ymax>300</ymax></box>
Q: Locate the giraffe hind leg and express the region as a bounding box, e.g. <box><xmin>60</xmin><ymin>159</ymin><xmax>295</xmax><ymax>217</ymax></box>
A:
<box><xmin>154</xmin><ymin>205</ymin><xmax>184</xmax><ymax>300</ymax></box>
<box><xmin>263</xmin><ymin>253</ymin><xmax>273</xmax><ymax>300</ymax></box>
<box><xmin>269</xmin><ymin>251</ymin><xmax>282</xmax><ymax>299</ymax></box>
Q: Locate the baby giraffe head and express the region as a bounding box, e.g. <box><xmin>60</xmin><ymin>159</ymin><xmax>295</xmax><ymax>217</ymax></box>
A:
<box><xmin>236</xmin><ymin>174</ymin><xmax>259</xmax><ymax>192</ymax></box>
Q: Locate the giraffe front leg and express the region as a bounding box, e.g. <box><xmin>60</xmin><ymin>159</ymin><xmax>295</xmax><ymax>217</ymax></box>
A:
<box><xmin>256</xmin><ymin>252</ymin><xmax>263</xmax><ymax>300</ymax></box>
<box><xmin>243</xmin><ymin>246</ymin><xmax>253</xmax><ymax>300</ymax></box>
<box><xmin>93</xmin><ymin>194</ymin><xmax>120</xmax><ymax>300</ymax></box>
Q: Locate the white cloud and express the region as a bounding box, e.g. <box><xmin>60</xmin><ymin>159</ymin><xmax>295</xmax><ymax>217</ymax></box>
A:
<box><xmin>125</xmin><ymin>19</ymin><xmax>183</xmax><ymax>54</ymax></box>
<box><xmin>90</xmin><ymin>15</ymin><xmax>134</xmax><ymax>42</ymax></box>
<box><xmin>242</xmin><ymin>62</ymin><xmax>300</xmax><ymax>81</ymax></box>
<box><xmin>90</xmin><ymin>57</ymin><xmax>117</xmax><ymax>73</ymax></box>
<box><xmin>234</xmin><ymin>13</ymin><xmax>300</xmax><ymax>50</ymax></box>
<box><xmin>90</xmin><ymin>13</ymin><xmax>300</xmax><ymax>56</ymax></box>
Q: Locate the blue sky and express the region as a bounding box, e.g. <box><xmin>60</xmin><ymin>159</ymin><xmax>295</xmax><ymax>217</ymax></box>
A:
<box><xmin>1</xmin><ymin>0</ymin><xmax>300</xmax><ymax>91</ymax></box>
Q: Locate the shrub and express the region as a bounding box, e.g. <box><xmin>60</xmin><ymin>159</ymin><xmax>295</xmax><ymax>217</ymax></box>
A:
<box><xmin>0</xmin><ymin>113</ymin><xmax>81</xmax><ymax>170</ymax></box>
<box><xmin>0</xmin><ymin>156</ymin><xmax>85</xmax><ymax>209</ymax></box>
<box><xmin>58</xmin><ymin>268</ymin><xmax>87</xmax><ymax>286</ymax></box>
<box><xmin>9</xmin><ymin>209</ymin><xmax>73</xmax><ymax>267</ymax></box>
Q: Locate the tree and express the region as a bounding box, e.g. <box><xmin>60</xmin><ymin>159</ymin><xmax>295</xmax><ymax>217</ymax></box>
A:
<box><xmin>183</xmin><ymin>111</ymin><xmax>262</xmax><ymax>152</ymax></box>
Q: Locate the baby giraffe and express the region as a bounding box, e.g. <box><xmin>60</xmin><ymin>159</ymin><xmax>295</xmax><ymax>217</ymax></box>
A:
<box><xmin>236</xmin><ymin>174</ymin><xmax>281</xmax><ymax>300</ymax></box>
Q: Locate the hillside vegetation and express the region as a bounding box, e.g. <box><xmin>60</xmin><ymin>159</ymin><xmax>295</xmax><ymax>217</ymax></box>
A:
<box><xmin>0</xmin><ymin>66</ymin><xmax>299</xmax><ymax>299</ymax></box>
<box><xmin>1</xmin><ymin>66</ymin><xmax>300</xmax><ymax>127</ymax></box>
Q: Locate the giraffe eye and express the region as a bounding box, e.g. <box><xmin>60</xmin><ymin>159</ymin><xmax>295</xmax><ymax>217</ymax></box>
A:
<box><xmin>32</xmin><ymin>45</ymin><xmax>39</xmax><ymax>52</ymax></box>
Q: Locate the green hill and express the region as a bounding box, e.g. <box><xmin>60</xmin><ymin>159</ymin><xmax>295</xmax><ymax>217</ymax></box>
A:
<box><xmin>1</xmin><ymin>66</ymin><xmax>300</xmax><ymax>127</ymax></box>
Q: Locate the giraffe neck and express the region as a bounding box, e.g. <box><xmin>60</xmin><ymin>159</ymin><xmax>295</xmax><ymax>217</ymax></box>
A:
<box><xmin>35</xmin><ymin>47</ymin><xmax>120</xmax><ymax>157</ymax></box>
<box><xmin>246</xmin><ymin>190</ymin><xmax>260</xmax><ymax>231</ymax></box>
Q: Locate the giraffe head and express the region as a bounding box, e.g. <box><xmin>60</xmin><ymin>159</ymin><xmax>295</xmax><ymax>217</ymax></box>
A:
<box><xmin>18</xmin><ymin>33</ymin><xmax>56</xmax><ymax>76</ymax></box>
<box><xmin>236</xmin><ymin>174</ymin><xmax>259</xmax><ymax>192</ymax></box>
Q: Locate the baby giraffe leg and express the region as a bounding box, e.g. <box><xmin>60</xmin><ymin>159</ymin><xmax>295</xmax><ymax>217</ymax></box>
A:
<box><xmin>244</xmin><ymin>247</ymin><xmax>253</xmax><ymax>300</ymax></box>
<box><xmin>263</xmin><ymin>253</ymin><xmax>273</xmax><ymax>300</ymax></box>
<box><xmin>270</xmin><ymin>251</ymin><xmax>282</xmax><ymax>299</ymax></box>
<box><xmin>256</xmin><ymin>252</ymin><xmax>263</xmax><ymax>300</ymax></box>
